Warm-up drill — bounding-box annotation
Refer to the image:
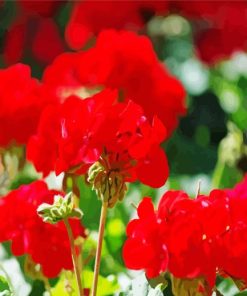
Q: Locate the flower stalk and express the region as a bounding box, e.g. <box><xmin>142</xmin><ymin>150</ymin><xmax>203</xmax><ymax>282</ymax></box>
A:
<box><xmin>88</xmin><ymin>160</ymin><xmax>127</xmax><ymax>295</ymax></box>
<box><xmin>43</xmin><ymin>277</ymin><xmax>52</xmax><ymax>295</ymax></box>
<box><xmin>37</xmin><ymin>192</ymin><xmax>84</xmax><ymax>296</ymax></box>
<box><xmin>91</xmin><ymin>201</ymin><xmax>108</xmax><ymax>296</ymax></box>
<box><xmin>64</xmin><ymin>218</ymin><xmax>84</xmax><ymax>296</ymax></box>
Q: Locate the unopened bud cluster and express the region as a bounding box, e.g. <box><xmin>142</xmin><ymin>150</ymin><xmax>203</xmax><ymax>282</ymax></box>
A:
<box><xmin>88</xmin><ymin>161</ymin><xmax>127</xmax><ymax>208</ymax></box>
<box><xmin>37</xmin><ymin>192</ymin><xmax>83</xmax><ymax>224</ymax></box>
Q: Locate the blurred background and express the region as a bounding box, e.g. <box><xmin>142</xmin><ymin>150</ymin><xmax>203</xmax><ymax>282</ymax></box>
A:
<box><xmin>1</xmin><ymin>1</ymin><xmax>247</xmax><ymax>295</ymax></box>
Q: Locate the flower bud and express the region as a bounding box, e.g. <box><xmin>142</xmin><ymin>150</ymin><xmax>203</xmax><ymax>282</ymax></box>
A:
<box><xmin>88</xmin><ymin>161</ymin><xmax>127</xmax><ymax>208</ymax></box>
<box><xmin>219</xmin><ymin>122</ymin><xmax>247</xmax><ymax>167</ymax></box>
<box><xmin>37</xmin><ymin>192</ymin><xmax>83</xmax><ymax>224</ymax></box>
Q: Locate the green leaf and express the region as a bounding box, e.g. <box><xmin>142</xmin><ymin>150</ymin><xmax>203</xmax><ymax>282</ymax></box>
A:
<box><xmin>84</xmin><ymin>270</ymin><xmax>119</xmax><ymax>295</ymax></box>
<box><xmin>52</xmin><ymin>270</ymin><xmax>119</xmax><ymax>296</ymax></box>
<box><xmin>0</xmin><ymin>275</ymin><xmax>11</xmax><ymax>295</ymax></box>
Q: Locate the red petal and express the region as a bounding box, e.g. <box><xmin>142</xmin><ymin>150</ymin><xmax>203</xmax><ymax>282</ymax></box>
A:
<box><xmin>137</xmin><ymin>147</ymin><xmax>169</xmax><ymax>188</ymax></box>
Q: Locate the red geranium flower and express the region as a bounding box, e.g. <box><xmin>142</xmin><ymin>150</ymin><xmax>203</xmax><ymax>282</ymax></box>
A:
<box><xmin>79</xmin><ymin>30</ymin><xmax>186</xmax><ymax>135</ymax></box>
<box><xmin>171</xmin><ymin>1</ymin><xmax>247</xmax><ymax>64</ymax></box>
<box><xmin>66</xmin><ymin>1</ymin><xmax>168</xmax><ymax>50</ymax></box>
<box><xmin>123</xmin><ymin>189</ymin><xmax>233</xmax><ymax>287</ymax></box>
<box><xmin>0</xmin><ymin>63</ymin><xmax>57</xmax><ymax>147</ymax></box>
<box><xmin>160</xmin><ymin>190</ymin><xmax>229</xmax><ymax>286</ymax></box>
<box><xmin>27</xmin><ymin>89</ymin><xmax>169</xmax><ymax>188</ymax></box>
<box><xmin>43</xmin><ymin>30</ymin><xmax>186</xmax><ymax>136</ymax></box>
<box><xmin>218</xmin><ymin>175</ymin><xmax>247</xmax><ymax>282</ymax></box>
<box><xmin>123</xmin><ymin>197</ymin><xmax>168</xmax><ymax>278</ymax></box>
<box><xmin>0</xmin><ymin>180</ymin><xmax>85</xmax><ymax>278</ymax></box>
<box><xmin>17</xmin><ymin>0</ymin><xmax>65</xmax><ymax>17</ymax></box>
<box><xmin>4</xmin><ymin>16</ymin><xmax>64</xmax><ymax>66</ymax></box>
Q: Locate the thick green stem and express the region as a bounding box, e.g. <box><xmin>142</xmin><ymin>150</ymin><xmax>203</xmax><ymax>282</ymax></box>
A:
<box><xmin>64</xmin><ymin>218</ymin><xmax>84</xmax><ymax>296</ymax></box>
<box><xmin>91</xmin><ymin>202</ymin><xmax>108</xmax><ymax>296</ymax></box>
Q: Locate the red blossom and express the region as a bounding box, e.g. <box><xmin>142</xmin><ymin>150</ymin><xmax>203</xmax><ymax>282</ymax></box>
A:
<box><xmin>3</xmin><ymin>0</ymin><xmax>65</xmax><ymax>65</ymax></box>
<box><xmin>79</xmin><ymin>30</ymin><xmax>186</xmax><ymax>135</ymax></box>
<box><xmin>17</xmin><ymin>0</ymin><xmax>65</xmax><ymax>17</ymax></box>
<box><xmin>42</xmin><ymin>52</ymin><xmax>82</xmax><ymax>97</ymax></box>
<box><xmin>162</xmin><ymin>190</ymin><xmax>230</xmax><ymax>285</ymax></box>
<box><xmin>123</xmin><ymin>188</ymin><xmax>242</xmax><ymax>287</ymax></box>
<box><xmin>27</xmin><ymin>89</ymin><xmax>116</xmax><ymax>176</ymax></box>
<box><xmin>123</xmin><ymin>197</ymin><xmax>168</xmax><ymax>278</ymax></box>
<box><xmin>27</xmin><ymin>89</ymin><xmax>169</xmax><ymax>188</ymax></box>
<box><xmin>171</xmin><ymin>1</ymin><xmax>247</xmax><ymax>64</ymax></box>
<box><xmin>0</xmin><ymin>181</ymin><xmax>85</xmax><ymax>277</ymax></box>
<box><xmin>0</xmin><ymin>63</ymin><xmax>57</xmax><ymax>147</ymax></box>
<box><xmin>4</xmin><ymin>16</ymin><xmax>64</xmax><ymax>66</ymax></box>
<box><xmin>65</xmin><ymin>1</ymin><xmax>247</xmax><ymax>64</ymax></box>
<box><xmin>44</xmin><ymin>30</ymin><xmax>186</xmax><ymax>136</ymax></box>
<box><xmin>65</xmin><ymin>1</ymin><xmax>168</xmax><ymax>50</ymax></box>
<box><xmin>218</xmin><ymin>175</ymin><xmax>247</xmax><ymax>282</ymax></box>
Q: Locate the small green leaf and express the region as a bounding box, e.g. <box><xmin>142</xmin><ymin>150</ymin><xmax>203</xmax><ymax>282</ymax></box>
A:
<box><xmin>52</xmin><ymin>270</ymin><xmax>119</xmax><ymax>296</ymax></box>
<box><xmin>0</xmin><ymin>275</ymin><xmax>12</xmax><ymax>296</ymax></box>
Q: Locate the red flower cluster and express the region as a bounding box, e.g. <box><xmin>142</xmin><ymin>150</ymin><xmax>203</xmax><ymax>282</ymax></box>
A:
<box><xmin>0</xmin><ymin>181</ymin><xmax>85</xmax><ymax>277</ymax></box>
<box><xmin>3</xmin><ymin>0</ymin><xmax>247</xmax><ymax>66</ymax></box>
<box><xmin>4</xmin><ymin>0</ymin><xmax>65</xmax><ymax>65</ymax></box>
<box><xmin>123</xmin><ymin>176</ymin><xmax>247</xmax><ymax>286</ymax></box>
<box><xmin>123</xmin><ymin>197</ymin><xmax>168</xmax><ymax>278</ymax></box>
<box><xmin>221</xmin><ymin>176</ymin><xmax>247</xmax><ymax>282</ymax></box>
<box><xmin>27</xmin><ymin>89</ymin><xmax>169</xmax><ymax>188</ymax></box>
<box><xmin>66</xmin><ymin>1</ymin><xmax>168</xmax><ymax>50</ymax></box>
<box><xmin>26</xmin><ymin>30</ymin><xmax>185</xmax><ymax>188</ymax></box>
<box><xmin>0</xmin><ymin>64</ymin><xmax>57</xmax><ymax>147</ymax></box>
<box><xmin>17</xmin><ymin>0</ymin><xmax>65</xmax><ymax>17</ymax></box>
<box><xmin>65</xmin><ymin>1</ymin><xmax>247</xmax><ymax>65</ymax></box>
<box><xmin>44</xmin><ymin>30</ymin><xmax>186</xmax><ymax>136</ymax></box>
<box><xmin>172</xmin><ymin>1</ymin><xmax>247</xmax><ymax>64</ymax></box>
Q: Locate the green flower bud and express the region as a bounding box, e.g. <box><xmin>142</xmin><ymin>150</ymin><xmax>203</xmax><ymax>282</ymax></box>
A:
<box><xmin>87</xmin><ymin>161</ymin><xmax>127</xmax><ymax>208</ymax></box>
<box><xmin>37</xmin><ymin>192</ymin><xmax>83</xmax><ymax>224</ymax></box>
<box><xmin>219</xmin><ymin>122</ymin><xmax>247</xmax><ymax>167</ymax></box>
<box><xmin>87</xmin><ymin>161</ymin><xmax>105</xmax><ymax>184</ymax></box>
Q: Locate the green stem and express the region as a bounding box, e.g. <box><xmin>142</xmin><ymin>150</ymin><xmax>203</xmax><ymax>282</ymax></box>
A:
<box><xmin>43</xmin><ymin>277</ymin><xmax>52</xmax><ymax>296</ymax></box>
<box><xmin>64</xmin><ymin>218</ymin><xmax>84</xmax><ymax>296</ymax></box>
<box><xmin>91</xmin><ymin>202</ymin><xmax>108</xmax><ymax>296</ymax></box>
<box><xmin>78</xmin><ymin>241</ymin><xmax>85</xmax><ymax>292</ymax></box>
<box><xmin>212</xmin><ymin>161</ymin><xmax>226</xmax><ymax>188</ymax></box>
